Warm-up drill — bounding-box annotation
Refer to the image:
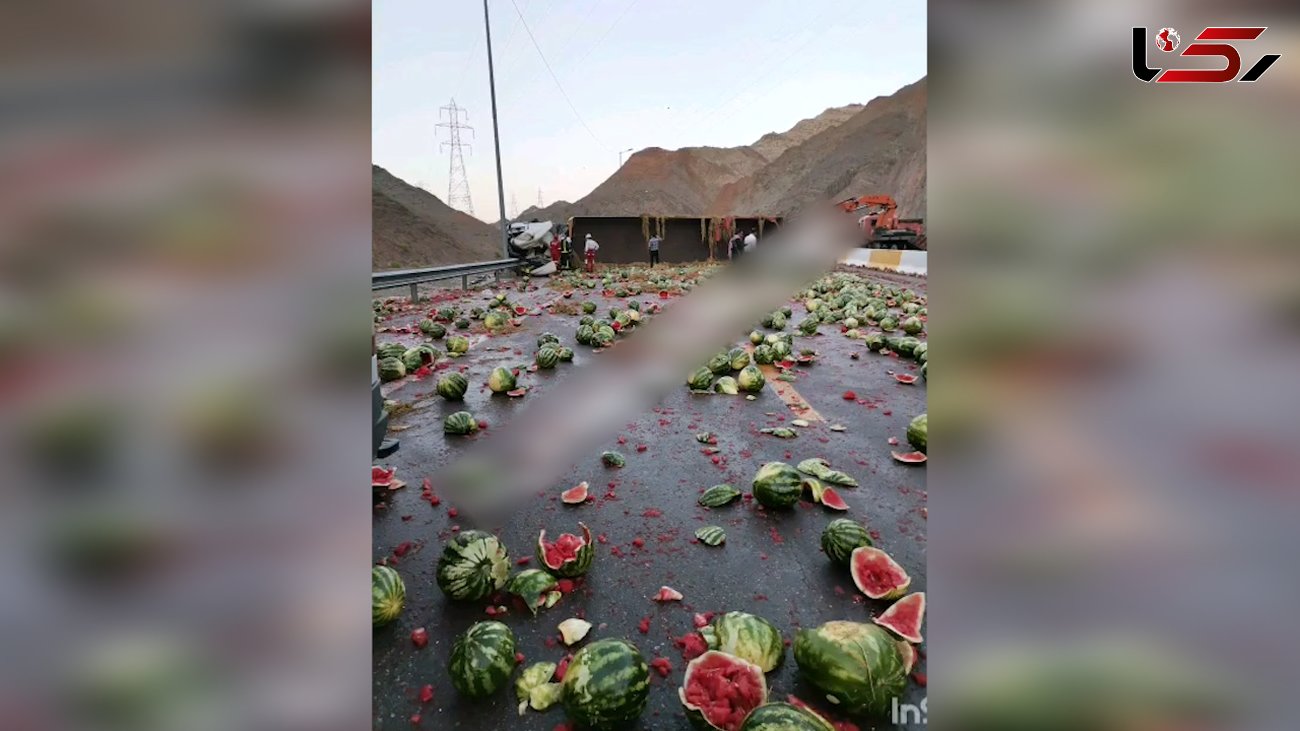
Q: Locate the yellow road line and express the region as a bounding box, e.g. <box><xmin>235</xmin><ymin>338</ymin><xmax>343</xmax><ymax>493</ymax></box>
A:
<box><xmin>744</xmin><ymin>344</ymin><xmax>824</xmax><ymax>422</ymax></box>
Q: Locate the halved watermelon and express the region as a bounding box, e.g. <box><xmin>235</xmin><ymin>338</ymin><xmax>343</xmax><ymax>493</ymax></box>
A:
<box><xmin>678</xmin><ymin>651</ymin><xmax>767</xmax><ymax>731</ymax></box>
<box><xmin>536</xmin><ymin>523</ymin><xmax>594</xmax><ymax>578</ymax></box>
<box><xmin>891</xmin><ymin>450</ymin><xmax>927</xmax><ymax>464</ymax></box>
<box><xmin>513</xmin><ymin>306</ymin><xmax>528</xmax><ymax>316</ymax></box>
<box><xmin>873</xmin><ymin>592</ymin><xmax>925</xmax><ymax>643</ymax></box>
<box><xmin>819</xmin><ymin>487</ymin><xmax>848</xmax><ymax>511</ymax></box>
<box><xmin>850</xmin><ymin>546</ymin><xmax>912</xmax><ymax>600</ymax></box>
<box><xmin>561</xmin><ymin>481</ymin><xmax>589</xmax><ymax>505</ymax></box>
<box><xmin>893</xmin><ymin>373</ymin><xmax>918</xmax><ymax>384</ymax></box>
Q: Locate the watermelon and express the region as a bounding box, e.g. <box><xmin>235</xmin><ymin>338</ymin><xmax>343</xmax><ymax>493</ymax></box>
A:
<box><xmin>850</xmin><ymin>546</ymin><xmax>912</xmax><ymax>600</ymax></box>
<box><xmin>371</xmin><ymin>565</ymin><xmax>405</xmax><ymax>626</ymax></box>
<box><xmin>563</xmin><ymin>638</ymin><xmax>650</xmax><ymax>730</ymax></box>
<box><xmin>753</xmin><ymin>344</ymin><xmax>775</xmax><ymax>365</ymax></box>
<box><xmin>729</xmin><ymin>348</ymin><xmax>751</xmax><ymax>371</ymax></box>
<box><xmin>705</xmin><ymin>612</ymin><xmax>785</xmax><ymax>672</ymax></box>
<box><xmin>897</xmin><ymin>640</ymin><xmax>916</xmax><ymax>674</ymax></box>
<box><xmin>601</xmin><ymin>450</ymin><xmax>626</xmax><ymax>468</ymax></box>
<box><xmin>537</xmin><ymin>522</ymin><xmax>594</xmax><ymax>578</ymax></box>
<box><xmin>377</xmin><ymin>357</ymin><xmax>405</xmax><ymax>382</ymax></box>
<box><xmin>864</xmin><ymin>333</ymin><xmax>885</xmax><ymax>352</ymax></box>
<box><xmin>714</xmin><ymin>376</ymin><xmax>740</xmax><ymax>395</ymax></box>
<box><xmin>793</xmin><ymin>621</ymin><xmax>907</xmax><ymax>717</ymax></box>
<box><xmin>736</xmin><ymin>365</ymin><xmax>765</xmax><ymax>393</ymax></box>
<box><xmin>538</xmin><ymin>332</ymin><xmax>562</xmax><ymax>349</ymax></box>
<box><xmin>900</xmin><ymin>316</ymin><xmax>923</xmax><ymax>335</ymax></box>
<box><xmin>455</xmin><ymin>317</ymin><xmax>471</xmax><ymax>329</ymax></box>
<box><xmin>581</xmin><ymin>301</ymin><xmax>597</xmax><ymax>314</ymax></box>
<box><xmin>893</xmin><ymin>373</ymin><xmax>918</xmax><ymax>385</ymax></box>
<box><xmin>708</xmin><ymin>352</ymin><xmax>733</xmax><ymax>375</ymax></box>
<box><xmin>488</xmin><ymin>367</ymin><xmax>516</xmax><ymax>393</ymax></box>
<box><xmin>907</xmin><ymin>413</ymin><xmax>927</xmax><ymax>453</ymax></box>
<box><xmin>752</xmin><ymin>462</ymin><xmax>802</xmax><ymax>510</ymax></box>
<box><xmin>557</xmin><ymin>346</ymin><xmax>575</xmax><ymax>362</ymax></box>
<box><xmin>437</xmin><ymin>372</ymin><xmax>469</xmax><ymax>399</ymax></box>
<box><xmin>484</xmin><ymin>310</ymin><xmax>509</xmax><ymax>330</ymax></box>
<box><xmin>740</xmin><ymin>702</ymin><xmax>834</xmax><ymax>731</ymax></box>
<box><xmin>699</xmin><ymin>484</ymin><xmax>741</xmax><ymax>508</ymax></box>
<box><xmin>873</xmin><ymin>592</ymin><xmax>925</xmax><ymax>644</ymax></box>
<box><xmin>678</xmin><ymin>651</ymin><xmax>768</xmax><ymax>731</ymax></box>
<box><xmin>435</xmin><ymin>530</ymin><xmax>510</xmax><ymax>601</ymax></box>
<box><xmin>377</xmin><ymin>342</ymin><xmax>406</xmax><ymax>361</ymax></box>
<box><xmin>536</xmin><ymin>347</ymin><xmax>560</xmax><ymax>369</ymax></box>
<box><xmin>695</xmin><ymin>526</ymin><xmax>726</xmax><ymax>546</ymax></box>
<box><xmin>444</xmin><ymin>411</ymin><xmax>478</xmax><ymax>435</ymax></box>
<box><xmin>506</xmin><ymin>569</ymin><xmax>560</xmax><ymax>615</ymax></box>
<box><xmin>891</xmin><ymin>450</ymin><xmax>927</xmax><ymax>464</ymax></box>
<box><xmin>749</xmin><ymin>331</ymin><xmax>765</xmax><ymax>345</ymax></box>
<box><xmin>688</xmin><ymin>367</ymin><xmax>715</xmax><ymax>391</ymax></box>
<box><xmin>576</xmin><ymin>324</ymin><xmax>595</xmax><ymax>345</ymax></box>
<box><xmin>820</xmin><ymin>519</ymin><xmax>873</xmax><ymax>565</ymax></box>
<box><xmin>562</xmin><ymin>481</ymin><xmax>589</xmax><ymax>504</ymax></box>
<box><xmin>819</xmin><ymin>487</ymin><xmax>848</xmax><ymax>511</ymax></box>
<box><xmin>879</xmin><ymin>317</ymin><xmax>898</xmax><ymax>332</ymax></box>
<box><xmin>449</xmin><ymin>621</ymin><xmax>516</xmax><ymax>698</ymax></box>
<box><xmin>446</xmin><ymin>335</ymin><xmax>469</xmax><ymax>354</ymax></box>
<box><xmin>798</xmin><ymin>318</ymin><xmax>818</xmax><ymax>336</ymax></box>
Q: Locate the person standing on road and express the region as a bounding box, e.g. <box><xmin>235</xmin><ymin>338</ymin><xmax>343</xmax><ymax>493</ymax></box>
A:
<box><xmin>728</xmin><ymin>230</ymin><xmax>742</xmax><ymax>260</ymax></box>
<box><xmin>744</xmin><ymin>229</ymin><xmax>758</xmax><ymax>253</ymax></box>
<box><xmin>559</xmin><ymin>231</ymin><xmax>573</xmax><ymax>270</ymax></box>
<box><xmin>648</xmin><ymin>234</ymin><xmax>661</xmax><ymax>267</ymax></box>
<box><xmin>549</xmin><ymin>233</ymin><xmax>562</xmax><ymax>268</ymax></box>
<box><xmin>583</xmin><ymin>233</ymin><xmax>600</xmax><ymax>273</ymax></box>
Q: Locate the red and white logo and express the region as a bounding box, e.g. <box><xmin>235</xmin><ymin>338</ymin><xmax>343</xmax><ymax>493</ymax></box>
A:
<box><xmin>1133</xmin><ymin>26</ymin><xmax>1281</xmax><ymax>82</ymax></box>
<box><xmin>1155</xmin><ymin>27</ymin><xmax>1180</xmax><ymax>52</ymax></box>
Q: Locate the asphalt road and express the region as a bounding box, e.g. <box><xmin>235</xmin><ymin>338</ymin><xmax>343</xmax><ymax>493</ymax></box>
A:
<box><xmin>372</xmin><ymin>269</ymin><xmax>927</xmax><ymax>730</ymax></box>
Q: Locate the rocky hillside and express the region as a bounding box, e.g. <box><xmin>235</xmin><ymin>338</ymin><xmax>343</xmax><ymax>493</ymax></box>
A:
<box><xmin>569</xmin><ymin>146</ymin><xmax>769</xmax><ymax>217</ymax></box>
<box><xmin>750</xmin><ymin>103</ymin><xmax>865</xmax><ymax>161</ymax></box>
<box><xmin>372</xmin><ymin>165</ymin><xmax>500</xmax><ymax>269</ymax></box>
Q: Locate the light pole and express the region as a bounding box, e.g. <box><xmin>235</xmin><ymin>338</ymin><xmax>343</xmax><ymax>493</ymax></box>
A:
<box><xmin>618</xmin><ymin>148</ymin><xmax>634</xmax><ymax>167</ymax></box>
<box><xmin>484</xmin><ymin>0</ymin><xmax>510</xmax><ymax>258</ymax></box>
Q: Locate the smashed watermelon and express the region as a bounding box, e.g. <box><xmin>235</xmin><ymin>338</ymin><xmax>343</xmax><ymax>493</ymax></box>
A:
<box><xmin>678</xmin><ymin>651</ymin><xmax>768</xmax><ymax>731</ymax></box>
<box><xmin>536</xmin><ymin>523</ymin><xmax>594</xmax><ymax>578</ymax></box>
<box><xmin>561</xmin><ymin>481</ymin><xmax>589</xmax><ymax>505</ymax></box>
<box><xmin>850</xmin><ymin>546</ymin><xmax>912</xmax><ymax>600</ymax></box>
<box><xmin>819</xmin><ymin>487</ymin><xmax>848</xmax><ymax>511</ymax></box>
<box><xmin>873</xmin><ymin>592</ymin><xmax>925</xmax><ymax>644</ymax></box>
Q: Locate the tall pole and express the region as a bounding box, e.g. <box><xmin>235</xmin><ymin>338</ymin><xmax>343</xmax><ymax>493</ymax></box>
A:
<box><xmin>483</xmin><ymin>0</ymin><xmax>510</xmax><ymax>258</ymax></box>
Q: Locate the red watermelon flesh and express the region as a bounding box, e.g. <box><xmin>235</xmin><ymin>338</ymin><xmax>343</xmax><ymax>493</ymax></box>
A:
<box><xmin>893</xmin><ymin>373</ymin><xmax>918</xmax><ymax>384</ymax></box>
<box><xmin>513</xmin><ymin>306</ymin><xmax>527</xmax><ymax>315</ymax></box>
<box><xmin>561</xmin><ymin>481</ymin><xmax>589</xmax><ymax>504</ymax></box>
<box><xmin>820</xmin><ymin>487</ymin><xmax>849</xmax><ymax>511</ymax></box>
<box><xmin>850</xmin><ymin>546</ymin><xmax>912</xmax><ymax>599</ymax></box>
<box><xmin>891</xmin><ymin>450</ymin><xmax>927</xmax><ymax>464</ymax></box>
<box><xmin>679</xmin><ymin>651</ymin><xmax>767</xmax><ymax>731</ymax></box>
<box><xmin>541</xmin><ymin>530</ymin><xmax>588</xmax><ymax>569</ymax></box>
<box><xmin>874</xmin><ymin>592</ymin><xmax>925</xmax><ymax>643</ymax></box>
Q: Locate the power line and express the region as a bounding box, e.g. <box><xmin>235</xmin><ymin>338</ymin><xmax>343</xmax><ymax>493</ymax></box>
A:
<box><xmin>507</xmin><ymin>0</ymin><xmax>606</xmax><ymax>149</ymax></box>
<box><xmin>436</xmin><ymin>99</ymin><xmax>476</xmax><ymax>215</ymax></box>
<box><xmin>568</xmin><ymin>0</ymin><xmax>640</xmax><ymax>69</ymax></box>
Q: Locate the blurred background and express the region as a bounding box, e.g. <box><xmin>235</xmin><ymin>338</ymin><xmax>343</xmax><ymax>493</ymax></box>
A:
<box><xmin>0</xmin><ymin>1</ymin><xmax>371</xmax><ymax>730</ymax></box>
<box><xmin>929</xmin><ymin>0</ymin><xmax>1300</xmax><ymax>729</ymax></box>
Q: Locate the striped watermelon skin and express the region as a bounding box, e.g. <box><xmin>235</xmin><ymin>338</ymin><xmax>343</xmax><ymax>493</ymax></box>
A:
<box><xmin>444</xmin><ymin>411</ymin><xmax>478</xmax><ymax>435</ymax></box>
<box><xmin>695</xmin><ymin>526</ymin><xmax>726</xmax><ymax>547</ymax></box>
<box><xmin>371</xmin><ymin>566</ymin><xmax>405</xmax><ymax>626</ymax></box>
<box><xmin>751</xmin><ymin>462</ymin><xmax>803</xmax><ymax>510</ymax></box>
<box><xmin>437</xmin><ymin>373</ymin><xmax>468</xmax><ymax>399</ymax></box>
<box><xmin>536</xmin><ymin>347</ymin><xmax>560</xmax><ymax>369</ymax></box>
<box><xmin>708</xmin><ymin>612</ymin><xmax>785</xmax><ymax>672</ymax></box>
<box><xmin>740</xmin><ymin>702</ymin><xmax>834</xmax><ymax>731</ymax></box>
<box><xmin>698</xmin><ymin>484</ymin><xmax>741</xmax><ymax>508</ymax></box>
<box><xmin>449</xmin><ymin>621</ymin><xmax>516</xmax><ymax>698</ymax></box>
<box><xmin>820</xmin><ymin>519</ymin><xmax>873</xmax><ymax>565</ymax></box>
<box><xmin>536</xmin><ymin>523</ymin><xmax>594</xmax><ymax>578</ymax></box>
<box><xmin>561</xmin><ymin>638</ymin><xmax>650</xmax><ymax>730</ymax></box>
<box><xmin>793</xmin><ymin>621</ymin><xmax>906</xmax><ymax>717</ymax></box>
<box><xmin>436</xmin><ymin>530</ymin><xmax>510</xmax><ymax>601</ymax></box>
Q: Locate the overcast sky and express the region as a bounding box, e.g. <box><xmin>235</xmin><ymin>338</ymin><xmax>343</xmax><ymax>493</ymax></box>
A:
<box><xmin>373</xmin><ymin>0</ymin><xmax>926</xmax><ymax>222</ymax></box>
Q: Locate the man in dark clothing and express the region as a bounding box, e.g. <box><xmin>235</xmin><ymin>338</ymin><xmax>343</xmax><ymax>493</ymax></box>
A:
<box><xmin>648</xmin><ymin>234</ymin><xmax>661</xmax><ymax>266</ymax></box>
<box><xmin>559</xmin><ymin>232</ymin><xmax>573</xmax><ymax>270</ymax></box>
<box><xmin>729</xmin><ymin>231</ymin><xmax>743</xmax><ymax>260</ymax></box>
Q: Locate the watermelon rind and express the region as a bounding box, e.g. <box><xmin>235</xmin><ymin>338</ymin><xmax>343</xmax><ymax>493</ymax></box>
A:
<box><xmin>695</xmin><ymin>526</ymin><xmax>726</xmax><ymax>547</ymax></box>
<box><xmin>436</xmin><ymin>530</ymin><xmax>510</xmax><ymax>601</ymax></box>
<box><xmin>739</xmin><ymin>702</ymin><xmax>835</xmax><ymax>731</ymax></box>
<box><xmin>449</xmin><ymin>620</ymin><xmax>516</xmax><ymax>698</ymax></box>
<box><xmin>850</xmin><ymin>546</ymin><xmax>912</xmax><ymax>600</ymax></box>
<box><xmin>562</xmin><ymin>638</ymin><xmax>650</xmax><ymax>730</ymax></box>
<box><xmin>873</xmin><ymin>592</ymin><xmax>925</xmax><ymax>644</ymax></box>
<box><xmin>536</xmin><ymin>522</ymin><xmax>594</xmax><ymax>578</ymax></box>
<box><xmin>506</xmin><ymin>569</ymin><xmax>559</xmax><ymax>615</ymax></box>
<box><xmin>707</xmin><ymin>612</ymin><xmax>785</xmax><ymax>673</ymax></box>
<box><xmin>371</xmin><ymin>565</ymin><xmax>405</xmax><ymax>626</ymax></box>
<box><xmin>699</xmin><ymin>484</ymin><xmax>741</xmax><ymax>508</ymax></box>
<box><xmin>907</xmin><ymin>413</ymin><xmax>927</xmax><ymax>453</ymax></box>
<box><xmin>793</xmin><ymin>621</ymin><xmax>907</xmax><ymax>717</ymax></box>
<box><xmin>679</xmin><ymin>650</ymin><xmax>768</xmax><ymax>731</ymax></box>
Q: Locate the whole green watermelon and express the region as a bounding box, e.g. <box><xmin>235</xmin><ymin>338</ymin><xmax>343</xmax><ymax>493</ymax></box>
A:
<box><xmin>582</xmin><ymin>301</ymin><xmax>597</xmax><ymax>314</ymax></box>
<box><xmin>576</xmin><ymin>324</ymin><xmax>595</xmax><ymax>345</ymax></box>
<box><xmin>752</xmin><ymin>462</ymin><xmax>802</xmax><ymax>509</ymax></box>
<box><xmin>437</xmin><ymin>373</ymin><xmax>469</xmax><ymax>400</ymax></box>
<box><xmin>687</xmin><ymin>367</ymin><xmax>714</xmax><ymax>391</ymax></box>
<box><xmin>556</xmin><ymin>346</ymin><xmax>575</xmax><ymax>362</ymax></box>
<box><xmin>371</xmin><ymin>565</ymin><xmax>405</xmax><ymax>626</ymax></box>
<box><xmin>562</xmin><ymin>638</ymin><xmax>650</xmax><ymax>730</ymax></box>
<box><xmin>729</xmin><ymin>348</ymin><xmax>751</xmax><ymax>371</ymax></box>
<box><xmin>538</xmin><ymin>332</ymin><xmax>562</xmax><ymax>349</ymax></box>
<box><xmin>820</xmin><ymin>518</ymin><xmax>873</xmax><ymax>565</ymax></box>
<box><xmin>880</xmin><ymin>316</ymin><xmax>898</xmax><ymax>332</ymax></box>
<box><xmin>446</xmin><ymin>336</ymin><xmax>469</xmax><ymax>354</ymax></box>
<box><xmin>377</xmin><ymin>343</ymin><xmax>406</xmax><ymax>361</ymax></box>
<box><xmin>536</xmin><ymin>347</ymin><xmax>560</xmax><ymax>369</ymax></box>
<box><xmin>793</xmin><ymin>621</ymin><xmax>907</xmax><ymax>717</ymax></box>
<box><xmin>401</xmin><ymin>347</ymin><xmax>426</xmax><ymax>372</ymax></box>
<box><xmin>418</xmin><ymin>318</ymin><xmax>437</xmax><ymax>334</ymax></box>
<box><xmin>740</xmin><ymin>702</ymin><xmax>834</xmax><ymax>731</ymax></box>
<box><xmin>436</xmin><ymin>530</ymin><xmax>510</xmax><ymax>601</ymax></box>
<box><xmin>907</xmin><ymin>413</ymin><xmax>927</xmax><ymax>453</ymax></box>
<box><xmin>900</xmin><ymin>316</ymin><xmax>923</xmax><ymax>335</ymax></box>
<box><xmin>378</xmin><ymin>357</ymin><xmax>405</xmax><ymax>382</ymax></box>
<box><xmin>444</xmin><ymin>411</ymin><xmax>478</xmax><ymax>435</ymax></box>
<box><xmin>449</xmin><ymin>621</ymin><xmax>515</xmax><ymax>698</ymax></box>
<box><xmin>707</xmin><ymin>611</ymin><xmax>785</xmax><ymax>672</ymax></box>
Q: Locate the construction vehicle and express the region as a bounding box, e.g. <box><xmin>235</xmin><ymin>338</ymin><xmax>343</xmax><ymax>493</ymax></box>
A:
<box><xmin>837</xmin><ymin>195</ymin><xmax>926</xmax><ymax>250</ymax></box>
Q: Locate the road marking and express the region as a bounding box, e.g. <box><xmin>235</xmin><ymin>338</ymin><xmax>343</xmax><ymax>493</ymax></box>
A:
<box><xmin>744</xmin><ymin>344</ymin><xmax>824</xmax><ymax>422</ymax></box>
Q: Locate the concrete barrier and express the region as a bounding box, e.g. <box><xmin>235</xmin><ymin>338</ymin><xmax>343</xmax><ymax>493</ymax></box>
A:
<box><xmin>841</xmin><ymin>248</ymin><xmax>927</xmax><ymax>276</ymax></box>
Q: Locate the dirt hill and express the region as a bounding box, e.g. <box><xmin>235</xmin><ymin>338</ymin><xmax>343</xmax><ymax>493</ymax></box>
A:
<box><xmin>372</xmin><ymin>165</ymin><xmax>500</xmax><ymax>269</ymax></box>
<box><xmin>567</xmin><ymin>146</ymin><xmax>770</xmax><ymax>217</ymax></box>
<box><xmin>750</xmin><ymin>103</ymin><xmax>865</xmax><ymax>161</ymax></box>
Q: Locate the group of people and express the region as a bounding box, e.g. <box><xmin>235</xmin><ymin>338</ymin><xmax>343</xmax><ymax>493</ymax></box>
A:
<box><xmin>548</xmin><ymin>231</ymin><xmax>601</xmax><ymax>272</ymax></box>
<box><xmin>545</xmin><ymin>228</ymin><xmax>759</xmax><ymax>272</ymax></box>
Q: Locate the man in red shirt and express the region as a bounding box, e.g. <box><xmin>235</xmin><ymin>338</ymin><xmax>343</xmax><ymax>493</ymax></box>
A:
<box><xmin>549</xmin><ymin>234</ymin><xmax>561</xmax><ymax>267</ymax></box>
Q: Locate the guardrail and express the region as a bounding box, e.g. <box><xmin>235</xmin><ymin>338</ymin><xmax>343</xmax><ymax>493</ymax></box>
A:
<box><xmin>372</xmin><ymin>258</ymin><xmax>523</xmax><ymax>299</ymax></box>
<box><xmin>840</xmin><ymin>248</ymin><xmax>927</xmax><ymax>276</ymax></box>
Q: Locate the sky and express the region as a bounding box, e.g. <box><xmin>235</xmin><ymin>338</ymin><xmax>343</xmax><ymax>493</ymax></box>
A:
<box><xmin>373</xmin><ymin>0</ymin><xmax>926</xmax><ymax>223</ymax></box>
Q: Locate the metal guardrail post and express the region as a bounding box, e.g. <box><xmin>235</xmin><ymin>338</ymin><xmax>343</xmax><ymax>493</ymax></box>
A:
<box><xmin>462</xmin><ymin>274</ymin><xmax>469</xmax><ymax>289</ymax></box>
<box><xmin>409</xmin><ymin>283</ymin><xmax>418</xmax><ymax>302</ymax></box>
<box><xmin>494</xmin><ymin>270</ymin><xmax>501</xmax><ymax>284</ymax></box>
